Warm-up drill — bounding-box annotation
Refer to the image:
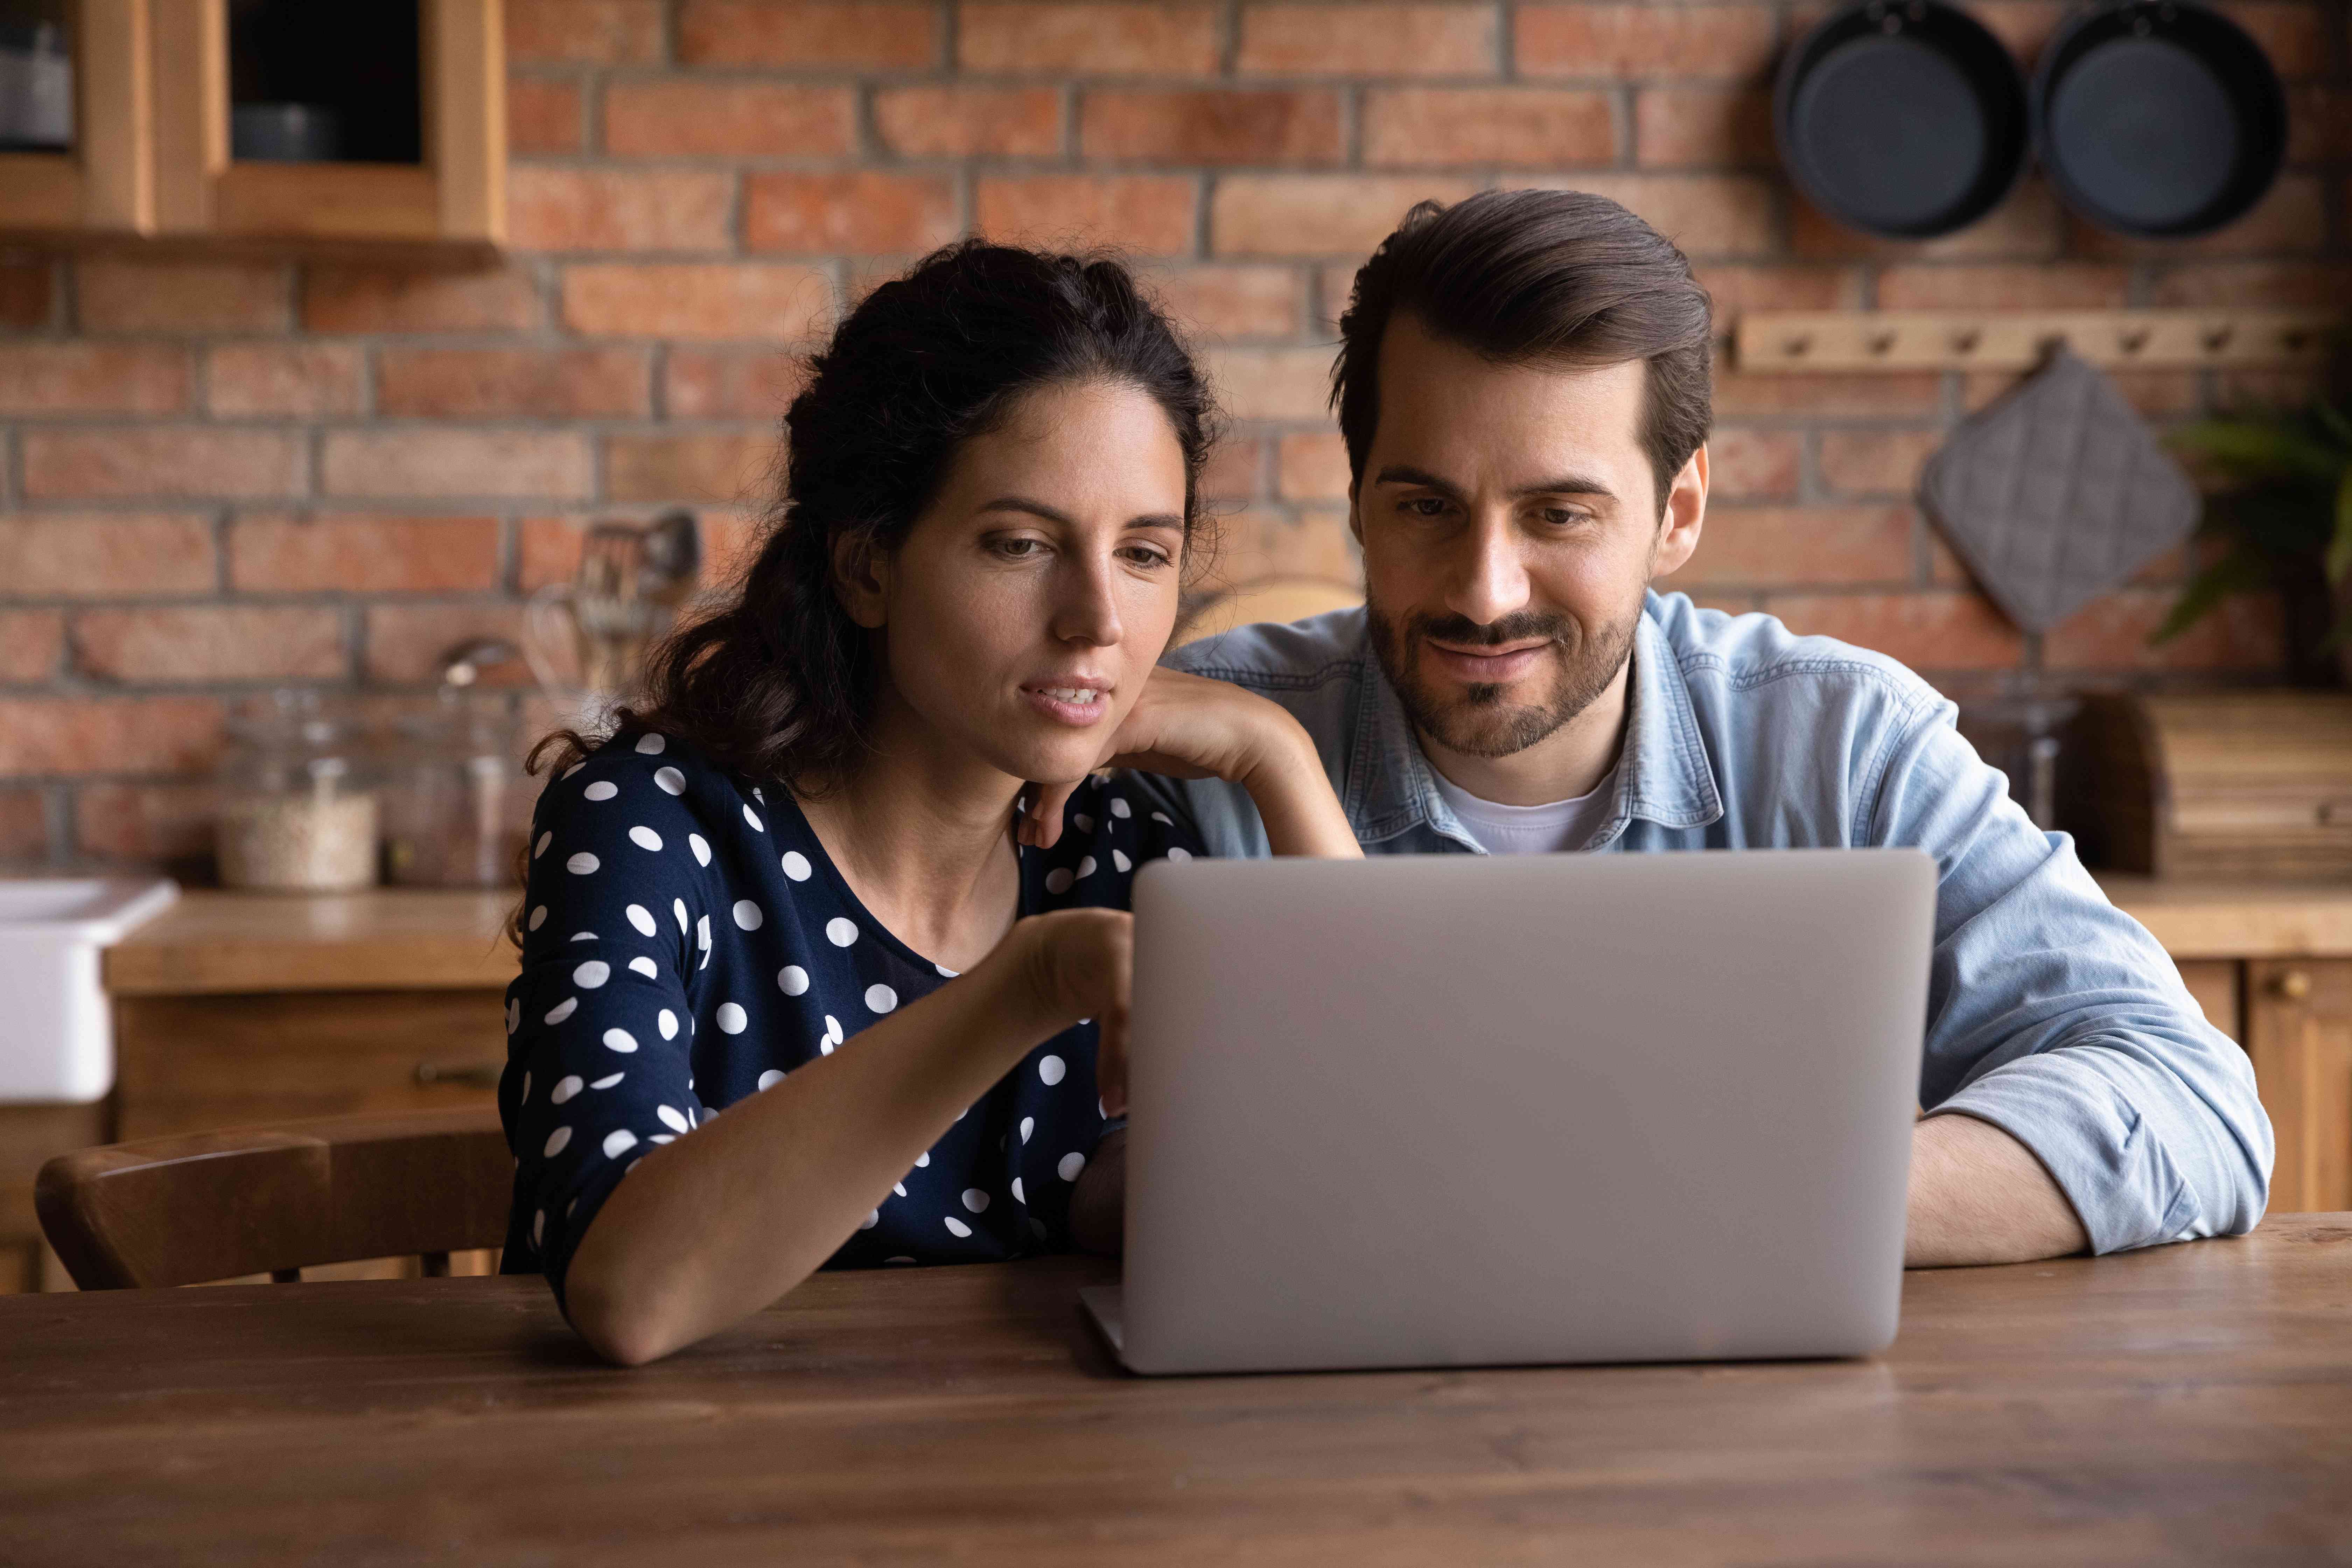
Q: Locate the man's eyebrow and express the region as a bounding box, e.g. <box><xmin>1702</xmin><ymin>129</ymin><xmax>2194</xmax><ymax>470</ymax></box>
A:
<box><xmin>1372</xmin><ymin>465</ymin><xmax>1618</xmax><ymax>501</ymax></box>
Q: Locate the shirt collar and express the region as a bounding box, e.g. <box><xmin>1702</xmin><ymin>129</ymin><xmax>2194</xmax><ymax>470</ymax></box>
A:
<box><xmin>1343</xmin><ymin>593</ymin><xmax>1724</xmax><ymax>846</ymax></box>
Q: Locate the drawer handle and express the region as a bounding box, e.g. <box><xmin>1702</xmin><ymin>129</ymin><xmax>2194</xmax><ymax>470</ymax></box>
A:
<box><xmin>414</xmin><ymin>1061</ymin><xmax>503</xmax><ymax>1090</ymax></box>
<box><xmin>2272</xmin><ymin>970</ymin><xmax>2313</xmax><ymax>1002</ymax></box>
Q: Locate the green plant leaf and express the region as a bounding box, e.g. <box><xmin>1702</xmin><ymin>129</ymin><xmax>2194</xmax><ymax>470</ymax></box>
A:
<box><xmin>2150</xmin><ymin>548</ymin><xmax>2270</xmax><ymax>645</ymax></box>
<box><xmin>2169</xmin><ymin>419</ymin><xmax>2347</xmax><ymax>484</ymax></box>
<box><xmin>2333</xmin><ymin>468</ymin><xmax>2352</xmax><ymax>586</ymax></box>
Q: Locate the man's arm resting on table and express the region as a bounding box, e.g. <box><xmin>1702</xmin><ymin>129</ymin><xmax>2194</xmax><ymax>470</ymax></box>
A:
<box><xmin>1905</xmin><ymin>1110</ymin><xmax>2088</xmax><ymax>1268</ymax></box>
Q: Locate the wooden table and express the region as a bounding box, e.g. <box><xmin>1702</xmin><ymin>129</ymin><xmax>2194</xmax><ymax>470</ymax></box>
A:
<box><xmin>5</xmin><ymin>1219</ymin><xmax>2350</xmax><ymax>1564</ymax></box>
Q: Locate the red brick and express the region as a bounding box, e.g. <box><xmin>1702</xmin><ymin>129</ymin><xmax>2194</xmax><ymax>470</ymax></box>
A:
<box><xmin>1667</xmin><ymin>504</ymin><xmax>1915</xmax><ymax>587</ymax></box>
<box><xmin>1792</xmin><ymin>178</ymin><xmax>2064</xmax><ymax>260</ymax></box>
<box><xmin>1705</xmin><ymin>428</ymin><xmax>1800</xmax><ymax>500</ymax></box>
<box><xmin>976</xmin><ymin>176</ymin><xmax>1199</xmax><ymax>257</ymax></box>
<box><xmin>1761</xmin><ymin>591</ymin><xmax>2024</xmax><ymax>670</ymax></box>
<box><xmin>322</xmin><ymin>431</ymin><xmax>593</xmax><ymax>500</ymax></box>
<box><xmin>959</xmin><ymin>3</ymin><xmax>1221</xmax><ymax>73</ymax></box>
<box><xmin>0</xmin><ymin>611</ymin><xmax>63</xmax><ymax>681</ymax></box>
<box><xmin>1711</xmin><ymin>369</ymin><xmax>1943</xmax><ymax>419</ymax></box>
<box><xmin>1084</xmin><ymin>89</ymin><xmax>1343</xmax><ymax>166</ymax></box>
<box><xmin>229</xmin><ymin>515</ymin><xmax>504</xmax><ymax>594</ymax></box>
<box><xmin>1518</xmin><ymin>5</ymin><xmax>1778</xmax><ymax>78</ymax></box>
<box><xmin>22</xmin><ymin>429</ymin><xmax>305</xmax><ymax>500</ymax></box>
<box><xmin>76</xmin><ymin>258</ymin><xmax>290</xmax><ymax>332</ymax></box>
<box><xmin>74</xmin><ymin>605</ymin><xmax>347</xmax><ymax>682</ymax></box>
<box><xmin>744</xmin><ymin>172</ymin><xmax>960</xmax><ymax>256</ymax></box>
<box><xmin>2068</xmin><ymin>173</ymin><xmax>2328</xmax><ymax>260</ymax></box>
<box><xmin>520</xmin><ymin>510</ymin><xmax>762</xmax><ymax>595</ymax></box>
<box><xmin>73</xmin><ymin>782</ymin><xmax>217</xmax><ymax>862</ymax></box>
<box><xmin>2213</xmin><ymin>363</ymin><xmax>2339</xmax><ymax>411</ymax></box>
<box><xmin>375</xmin><ymin>346</ymin><xmax>651</xmax><ymax>418</ymax></box>
<box><xmin>0</xmin><ymin>513</ymin><xmax>218</xmax><ymax>598</ymax></box>
<box><xmin>663</xmin><ymin>348</ymin><xmax>810</xmax><ymax>419</ymax></box>
<box><xmin>2043</xmin><ymin>589</ymin><xmax>2286</xmax><ymax>673</ymax></box>
<box><xmin>1876</xmin><ymin>263</ymin><xmax>2131</xmax><ymax>310</ymax></box>
<box><xmin>2146</xmin><ymin>261</ymin><xmax>2343</xmax><ymax>308</ymax></box>
<box><xmin>1211</xmin><ymin>175</ymin><xmax>1478</xmax><ymax>257</ymax></box>
<box><xmin>604</xmin><ymin>81</ymin><xmax>855</xmax><ymax>158</ymax></box>
<box><xmin>301</xmin><ymin>265</ymin><xmax>541</xmax><ymax>332</ymax></box>
<box><xmin>1363</xmin><ymin>88</ymin><xmax>1616</xmax><ymax>168</ymax></box>
<box><xmin>507</xmin><ymin>0</ymin><xmax>665</xmax><ymax>62</ymax></box>
<box><xmin>1691</xmin><ymin>264</ymin><xmax>1857</xmax><ymax>314</ymax></box>
<box><xmin>561</xmin><ymin>262</ymin><xmax>834</xmax><ymax>340</ymax></box>
<box><xmin>1961</xmin><ymin>368</ymin><xmax>2198</xmax><ymax>419</ymax></box>
<box><xmin>1635</xmin><ymin>86</ymin><xmax>1774</xmax><ymax>168</ymax></box>
<box><xmin>678</xmin><ymin>0</ymin><xmax>938</xmax><ymax>66</ymax></box>
<box><xmin>1200</xmin><ymin>436</ymin><xmax>1266</xmax><ymax>501</ymax></box>
<box><xmin>2220</xmin><ymin>1</ymin><xmax>2333</xmax><ymax>76</ymax></box>
<box><xmin>1546</xmin><ymin>173</ymin><xmax>1778</xmax><ymax>257</ymax></box>
<box><xmin>1144</xmin><ymin>265</ymin><xmax>1304</xmax><ymax>339</ymax></box>
<box><xmin>1203</xmin><ymin>506</ymin><xmax>1360</xmax><ymax>587</ymax></box>
<box><xmin>1239</xmin><ymin>5</ymin><xmax>1499</xmax><ymax>77</ymax></box>
<box><xmin>508</xmin><ymin>76</ymin><xmax>584</xmax><ymax>154</ymax></box>
<box><xmin>2287</xmin><ymin>85</ymin><xmax>2352</xmax><ymax>162</ymax></box>
<box><xmin>0</xmin><ymin>259</ymin><xmax>51</xmax><ymax>330</ymax></box>
<box><xmin>603</xmin><ymin>432</ymin><xmax>778</xmax><ymax>503</ymax></box>
<box><xmin>204</xmin><ymin>343</ymin><xmax>365</xmax><ymax>417</ymax></box>
<box><xmin>877</xmin><ymin>86</ymin><xmax>1062</xmax><ymax>158</ymax></box>
<box><xmin>0</xmin><ymin>788</ymin><xmax>48</xmax><ymax>859</ymax></box>
<box><xmin>0</xmin><ymin>697</ymin><xmax>227</xmax><ymax>776</ymax></box>
<box><xmin>1817</xmin><ymin>429</ymin><xmax>1943</xmax><ymax>496</ymax></box>
<box><xmin>507</xmin><ymin>166</ymin><xmax>733</xmax><ymax>253</ymax></box>
<box><xmin>1970</xmin><ymin>0</ymin><xmax>2064</xmax><ymax>57</ymax></box>
<box><xmin>365</xmin><ymin>602</ymin><xmax>542</xmax><ymax>687</ymax></box>
<box><xmin>0</xmin><ymin>343</ymin><xmax>189</xmax><ymax>415</ymax></box>
<box><xmin>1277</xmin><ymin>431</ymin><xmax>1351</xmax><ymax>500</ymax></box>
<box><xmin>1204</xmin><ymin>345</ymin><xmax>1334</xmax><ymax>420</ymax></box>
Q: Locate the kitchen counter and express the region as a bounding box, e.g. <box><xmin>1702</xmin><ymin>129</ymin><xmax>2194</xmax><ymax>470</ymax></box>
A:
<box><xmin>96</xmin><ymin>879</ymin><xmax>2352</xmax><ymax>1002</ymax></box>
<box><xmin>103</xmin><ymin>889</ymin><xmax>517</xmax><ymax>997</ymax></box>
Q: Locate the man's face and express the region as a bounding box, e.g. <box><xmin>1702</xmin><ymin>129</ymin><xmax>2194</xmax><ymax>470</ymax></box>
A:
<box><xmin>1352</xmin><ymin>314</ymin><xmax>1704</xmax><ymax>760</ymax></box>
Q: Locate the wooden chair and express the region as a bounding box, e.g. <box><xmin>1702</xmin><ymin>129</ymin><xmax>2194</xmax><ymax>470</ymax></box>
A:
<box><xmin>35</xmin><ymin>1107</ymin><xmax>512</xmax><ymax>1289</ymax></box>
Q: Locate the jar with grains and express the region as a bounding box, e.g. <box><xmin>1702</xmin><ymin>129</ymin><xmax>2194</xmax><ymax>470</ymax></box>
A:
<box><xmin>215</xmin><ymin>692</ymin><xmax>379</xmax><ymax>893</ymax></box>
<box><xmin>382</xmin><ymin>696</ymin><xmax>528</xmax><ymax>888</ymax></box>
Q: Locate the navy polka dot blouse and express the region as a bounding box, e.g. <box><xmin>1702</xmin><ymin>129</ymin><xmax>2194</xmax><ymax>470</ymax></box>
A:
<box><xmin>497</xmin><ymin>730</ymin><xmax>1202</xmax><ymax>1301</ymax></box>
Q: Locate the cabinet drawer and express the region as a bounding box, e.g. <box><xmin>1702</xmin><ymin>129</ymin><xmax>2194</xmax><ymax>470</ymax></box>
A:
<box><xmin>114</xmin><ymin>989</ymin><xmax>509</xmax><ymax>1141</ymax></box>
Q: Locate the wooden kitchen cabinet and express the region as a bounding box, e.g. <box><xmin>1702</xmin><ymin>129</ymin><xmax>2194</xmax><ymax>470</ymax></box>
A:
<box><xmin>0</xmin><ymin>0</ymin><xmax>503</xmax><ymax>249</ymax></box>
<box><xmin>2245</xmin><ymin>959</ymin><xmax>2352</xmax><ymax>1214</ymax></box>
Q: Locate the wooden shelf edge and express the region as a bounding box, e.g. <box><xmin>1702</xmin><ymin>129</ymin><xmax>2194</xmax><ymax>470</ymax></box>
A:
<box><xmin>2099</xmin><ymin>875</ymin><xmax>2352</xmax><ymax>960</ymax></box>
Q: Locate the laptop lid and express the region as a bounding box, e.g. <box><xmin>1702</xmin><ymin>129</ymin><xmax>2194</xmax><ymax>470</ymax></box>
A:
<box><xmin>1119</xmin><ymin>848</ymin><xmax>1935</xmax><ymax>1375</ymax></box>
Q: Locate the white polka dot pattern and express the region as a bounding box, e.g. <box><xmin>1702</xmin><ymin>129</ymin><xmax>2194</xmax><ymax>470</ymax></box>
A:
<box><xmin>689</xmin><ymin>833</ymin><xmax>711</xmax><ymax>866</ymax></box>
<box><xmin>781</xmin><ymin>851</ymin><xmax>811</xmax><ymax>881</ymax></box>
<box><xmin>625</xmin><ymin>903</ymin><xmax>656</xmax><ymax>936</ymax></box>
<box><xmin>716</xmin><ymin>1002</ymin><xmax>747</xmax><ymax>1034</ymax></box>
<box><xmin>1038</xmin><ymin>1055</ymin><xmax>1066</xmax><ymax>1086</ymax></box>
<box><xmin>654</xmin><ymin>766</ymin><xmax>685</xmax><ymax>794</ymax></box>
<box><xmin>865</xmin><ymin>984</ymin><xmax>896</xmax><ymax>1014</ymax></box>
<box><xmin>628</xmin><ymin>825</ymin><xmax>663</xmax><ymax>852</ymax></box>
<box><xmin>583</xmin><ymin>780</ymin><xmax>617</xmax><ymax>802</ymax></box>
<box><xmin>566</xmin><ymin>852</ymin><xmax>599</xmax><ymax>875</ymax></box>
<box><xmin>778</xmin><ymin>965</ymin><xmax>809</xmax><ymax>995</ymax></box>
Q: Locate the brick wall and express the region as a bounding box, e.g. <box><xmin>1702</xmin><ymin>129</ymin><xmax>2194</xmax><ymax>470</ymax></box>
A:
<box><xmin>0</xmin><ymin>0</ymin><xmax>2344</xmax><ymax>872</ymax></box>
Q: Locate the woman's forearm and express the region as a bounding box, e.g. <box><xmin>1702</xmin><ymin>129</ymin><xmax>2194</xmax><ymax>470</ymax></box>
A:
<box><xmin>1240</xmin><ymin>720</ymin><xmax>1362</xmax><ymax>859</ymax></box>
<box><xmin>563</xmin><ymin>943</ymin><xmax>1068</xmax><ymax>1365</ymax></box>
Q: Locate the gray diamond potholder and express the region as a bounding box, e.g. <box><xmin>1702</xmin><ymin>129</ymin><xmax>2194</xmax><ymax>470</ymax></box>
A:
<box><xmin>1917</xmin><ymin>347</ymin><xmax>2199</xmax><ymax>634</ymax></box>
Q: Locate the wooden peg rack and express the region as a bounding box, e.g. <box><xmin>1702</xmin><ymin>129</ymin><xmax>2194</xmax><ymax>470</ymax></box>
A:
<box><xmin>1733</xmin><ymin>309</ymin><xmax>2342</xmax><ymax>373</ymax></box>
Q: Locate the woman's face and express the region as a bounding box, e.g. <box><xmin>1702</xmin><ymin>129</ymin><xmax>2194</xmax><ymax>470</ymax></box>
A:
<box><xmin>848</xmin><ymin>377</ymin><xmax>1190</xmax><ymax>789</ymax></box>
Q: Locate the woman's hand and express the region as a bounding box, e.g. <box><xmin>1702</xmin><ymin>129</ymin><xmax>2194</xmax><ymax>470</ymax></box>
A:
<box><xmin>1020</xmin><ymin>668</ymin><xmax>1360</xmax><ymax>860</ymax></box>
<box><xmin>1011</xmin><ymin>906</ymin><xmax>1134</xmax><ymax>1115</ymax></box>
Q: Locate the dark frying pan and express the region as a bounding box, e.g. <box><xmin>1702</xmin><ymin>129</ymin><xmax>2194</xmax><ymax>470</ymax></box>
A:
<box><xmin>1775</xmin><ymin>0</ymin><xmax>2031</xmax><ymax>240</ymax></box>
<box><xmin>2032</xmin><ymin>0</ymin><xmax>2285</xmax><ymax>238</ymax></box>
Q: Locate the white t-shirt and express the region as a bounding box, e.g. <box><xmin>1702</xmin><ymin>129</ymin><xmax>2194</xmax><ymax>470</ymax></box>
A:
<box><xmin>1428</xmin><ymin>765</ymin><xmax>1619</xmax><ymax>855</ymax></box>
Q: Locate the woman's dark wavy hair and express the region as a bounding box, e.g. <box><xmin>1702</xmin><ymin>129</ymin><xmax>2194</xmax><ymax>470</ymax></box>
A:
<box><xmin>517</xmin><ymin>241</ymin><xmax>1218</xmax><ymax>932</ymax></box>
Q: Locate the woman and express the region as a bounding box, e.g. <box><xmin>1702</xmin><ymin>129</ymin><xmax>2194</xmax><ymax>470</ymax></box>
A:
<box><xmin>502</xmin><ymin>241</ymin><xmax>1359</xmax><ymax>1366</ymax></box>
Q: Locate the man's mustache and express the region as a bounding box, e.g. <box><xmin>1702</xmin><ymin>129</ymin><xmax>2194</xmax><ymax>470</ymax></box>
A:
<box><xmin>1408</xmin><ymin>611</ymin><xmax>1574</xmax><ymax>648</ymax></box>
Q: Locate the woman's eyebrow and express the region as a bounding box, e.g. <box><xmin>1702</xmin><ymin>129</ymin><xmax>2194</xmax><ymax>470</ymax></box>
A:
<box><xmin>977</xmin><ymin>495</ymin><xmax>1075</xmax><ymax>525</ymax></box>
<box><xmin>1126</xmin><ymin>513</ymin><xmax>1186</xmax><ymax>532</ymax></box>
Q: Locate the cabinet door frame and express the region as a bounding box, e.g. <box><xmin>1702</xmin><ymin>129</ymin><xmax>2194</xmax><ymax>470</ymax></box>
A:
<box><xmin>0</xmin><ymin>0</ymin><xmax>153</xmax><ymax>234</ymax></box>
<box><xmin>2246</xmin><ymin>958</ymin><xmax>2352</xmax><ymax>1215</ymax></box>
<box><xmin>148</xmin><ymin>0</ymin><xmax>504</xmax><ymax>245</ymax></box>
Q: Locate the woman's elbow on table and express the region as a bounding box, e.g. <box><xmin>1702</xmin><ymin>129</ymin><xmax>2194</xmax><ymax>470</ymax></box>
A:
<box><xmin>562</xmin><ymin>1254</ymin><xmax>693</xmax><ymax>1367</ymax></box>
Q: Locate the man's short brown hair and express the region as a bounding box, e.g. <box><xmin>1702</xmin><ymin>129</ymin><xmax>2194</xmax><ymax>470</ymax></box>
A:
<box><xmin>1332</xmin><ymin>189</ymin><xmax>1715</xmax><ymax>512</ymax></box>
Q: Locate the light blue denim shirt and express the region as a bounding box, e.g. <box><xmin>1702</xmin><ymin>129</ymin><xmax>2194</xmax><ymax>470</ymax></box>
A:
<box><xmin>1132</xmin><ymin>589</ymin><xmax>2272</xmax><ymax>1255</ymax></box>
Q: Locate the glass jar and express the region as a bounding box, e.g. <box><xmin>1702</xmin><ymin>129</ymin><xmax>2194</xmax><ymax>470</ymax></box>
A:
<box><xmin>381</xmin><ymin>696</ymin><xmax>527</xmax><ymax>888</ymax></box>
<box><xmin>215</xmin><ymin>692</ymin><xmax>379</xmax><ymax>892</ymax></box>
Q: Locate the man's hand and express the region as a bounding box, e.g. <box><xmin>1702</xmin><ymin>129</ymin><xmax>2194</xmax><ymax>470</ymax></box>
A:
<box><xmin>1906</xmin><ymin>1111</ymin><xmax>2091</xmax><ymax>1267</ymax></box>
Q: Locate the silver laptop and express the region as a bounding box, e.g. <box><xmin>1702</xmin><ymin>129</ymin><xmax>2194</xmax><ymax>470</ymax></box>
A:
<box><xmin>1082</xmin><ymin>848</ymin><xmax>1936</xmax><ymax>1375</ymax></box>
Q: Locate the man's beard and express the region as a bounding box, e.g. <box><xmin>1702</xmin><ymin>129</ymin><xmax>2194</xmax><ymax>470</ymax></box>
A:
<box><xmin>1366</xmin><ymin>596</ymin><xmax>1639</xmax><ymax>760</ymax></box>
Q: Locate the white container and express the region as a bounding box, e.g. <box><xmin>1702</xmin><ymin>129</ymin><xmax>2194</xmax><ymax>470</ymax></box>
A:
<box><xmin>0</xmin><ymin>878</ymin><xmax>178</xmax><ymax>1104</ymax></box>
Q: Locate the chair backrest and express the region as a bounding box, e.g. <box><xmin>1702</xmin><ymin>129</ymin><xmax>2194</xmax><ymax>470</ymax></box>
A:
<box><xmin>36</xmin><ymin>1107</ymin><xmax>512</xmax><ymax>1289</ymax></box>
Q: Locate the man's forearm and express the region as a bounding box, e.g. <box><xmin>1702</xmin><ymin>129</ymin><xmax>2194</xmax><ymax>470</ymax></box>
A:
<box><xmin>1905</xmin><ymin>1111</ymin><xmax>2090</xmax><ymax>1268</ymax></box>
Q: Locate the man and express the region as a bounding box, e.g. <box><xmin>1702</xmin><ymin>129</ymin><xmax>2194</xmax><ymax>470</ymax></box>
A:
<box><xmin>1092</xmin><ymin>189</ymin><xmax>2272</xmax><ymax>1266</ymax></box>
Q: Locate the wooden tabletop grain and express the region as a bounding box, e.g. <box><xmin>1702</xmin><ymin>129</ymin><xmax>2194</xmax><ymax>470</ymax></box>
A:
<box><xmin>5</xmin><ymin>1218</ymin><xmax>2350</xmax><ymax>1566</ymax></box>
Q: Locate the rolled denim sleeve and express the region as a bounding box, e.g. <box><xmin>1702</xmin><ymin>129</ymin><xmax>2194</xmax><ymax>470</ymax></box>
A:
<box><xmin>1874</xmin><ymin>706</ymin><xmax>2274</xmax><ymax>1252</ymax></box>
